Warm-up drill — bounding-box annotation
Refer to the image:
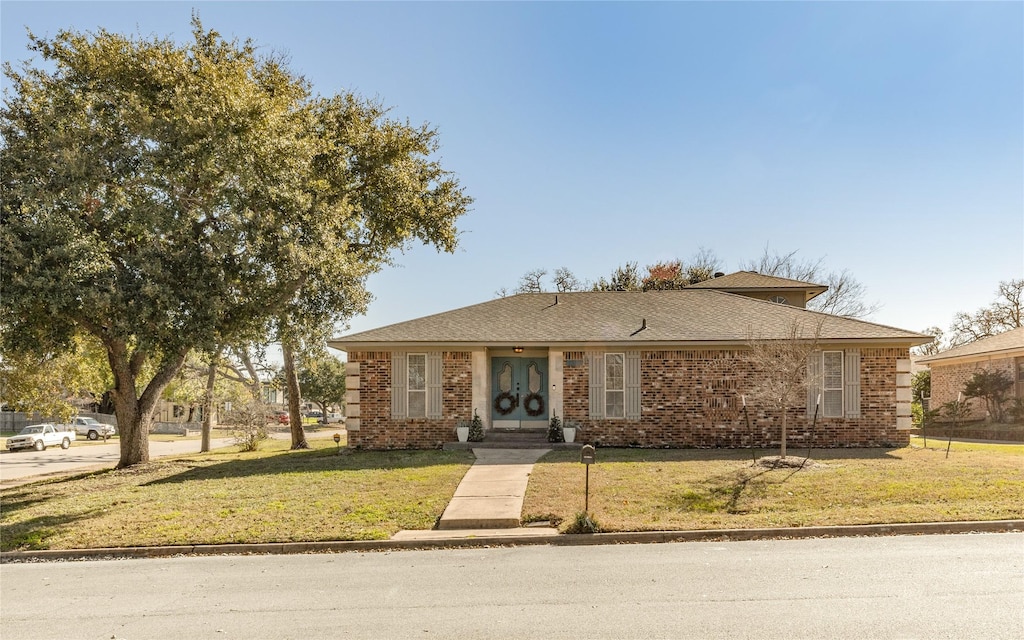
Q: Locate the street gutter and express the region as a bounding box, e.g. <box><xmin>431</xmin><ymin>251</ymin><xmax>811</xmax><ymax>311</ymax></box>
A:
<box><xmin>3</xmin><ymin>519</ymin><xmax>1021</xmax><ymax>563</ymax></box>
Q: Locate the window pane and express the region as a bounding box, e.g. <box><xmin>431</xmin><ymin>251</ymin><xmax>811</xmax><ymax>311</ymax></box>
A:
<box><xmin>408</xmin><ymin>390</ymin><xmax>426</xmax><ymax>417</ymax></box>
<box><xmin>606</xmin><ymin>353</ymin><xmax>624</xmax><ymax>391</ymax></box>
<box><xmin>823</xmin><ymin>352</ymin><xmax>843</xmax><ymax>389</ymax></box>
<box><xmin>606</xmin><ymin>390</ymin><xmax>624</xmax><ymax>418</ymax></box>
<box><xmin>823</xmin><ymin>389</ymin><xmax>843</xmax><ymax>418</ymax></box>
<box><xmin>408</xmin><ymin>354</ymin><xmax>426</xmax><ymax>391</ymax></box>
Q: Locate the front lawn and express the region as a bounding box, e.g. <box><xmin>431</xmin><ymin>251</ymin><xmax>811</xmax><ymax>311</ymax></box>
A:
<box><xmin>1</xmin><ymin>439</ymin><xmax>474</xmax><ymax>551</ymax></box>
<box><xmin>3</xmin><ymin>439</ymin><xmax>1021</xmax><ymax>552</ymax></box>
<box><xmin>523</xmin><ymin>442</ymin><xmax>1024</xmax><ymax>532</ymax></box>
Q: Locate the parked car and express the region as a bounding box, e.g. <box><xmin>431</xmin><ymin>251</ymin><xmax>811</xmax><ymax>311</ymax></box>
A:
<box><xmin>320</xmin><ymin>412</ymin><xmax>344</xmax><ymax>424</ymax></box>
<box><xmin>6</xmin><ymin>423</ymin><xmax>75</xmax><ymax>451</ymax></box>
<box><xmin>68</xmin><ymin>416</ymin><xmax>116</xmax><ymax>440</ymax></box>
<box><xmin>306</xmin><ymin>410</ymin><xmax>323</xmax><ymax>420</ymax></box>
<box><xmin>274</xmin><ymin>411</ymin><xmax>289</xmax><ymax>425</ymax></box>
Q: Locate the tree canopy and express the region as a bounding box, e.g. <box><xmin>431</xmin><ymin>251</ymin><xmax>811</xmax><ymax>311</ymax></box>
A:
<box><xmin>500</xmin><ymin>247</ymin><xmax>876</xmax><ymax>318</ymax></box>
<box><xmin>1</xmin><ymin>19</ymin><xmax>470</xmax><ymax>466</ymax></box>
<box><xmin>297</xmin><ymin>354</ymin><xmax>347</xmax><ymax>418</ymax></box>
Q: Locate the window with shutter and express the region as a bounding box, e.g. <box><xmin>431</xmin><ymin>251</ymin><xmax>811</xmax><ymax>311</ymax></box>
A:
<box><xmin>807</xmin><ymin>352</ymin><xmax>822</xmax><ymax>416</ymax></box>
<box><xmin>822</xmin><ymin>351</ymin><xmax>844</xmax><ymax>418</ymax></box>
<box><xmin>588</xmin><ymin>352</ymin><xmax>604</xmax><ymax>418</ymax></box>
<box><xmin>391</xmin><ymin>352</ymin><xmax>407</xmax><ymax>418</ymax></box>
<box><xmin>843</xmin><ymin>349</ymin><xmax>861</xmax><ymax>418</ymax></box>
<box><xmin>605</xmin><ymin>353</ymin><xmax>625</xmax><ymax>418</ymax></box>
<box><xmin>426</xmin><ymin>352</ymin><xmax>443</xmax><ymax>419</ymax></box>
<box><xmin>407</xmin><ymin>353</ymin><xmax>426</xmax><ymax>418</ymax></box>
<box><xmin>625</xmin><ymin>351</ymin><xmax>641</xmax><ymax>420</ymax></box>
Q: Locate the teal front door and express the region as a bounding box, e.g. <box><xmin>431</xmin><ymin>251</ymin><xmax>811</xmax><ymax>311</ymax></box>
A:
<box><xmin>491</xmin><ymin>357</ymin><xmax>548</xmax><ymax>427</ymax></box>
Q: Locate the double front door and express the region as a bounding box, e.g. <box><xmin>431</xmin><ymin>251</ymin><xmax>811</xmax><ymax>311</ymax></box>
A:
<box><xmin>491</xmin><ymin>357</ymin><xmax>548</xmax><ymax>429</ymax></box>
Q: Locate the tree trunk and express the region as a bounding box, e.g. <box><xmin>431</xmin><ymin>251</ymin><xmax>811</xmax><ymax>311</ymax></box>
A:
<box><xmin>201</xmin><ymin>359</ymin><xmax>218</xmax><ymax>453</ymax></box>
<box><xmin>780</xmin><ymin>408</ymin><xmax>788</xmax><ymax>459</ymax></box>
<box><xmin>282</xmin><ymin>342</ymin><xmax>308</xmax><ymax>449</ymax></box>
<box><xmin>106</xmin><ymin>340</ymin><xmax>189</xmax><ymax>467</ymax></box>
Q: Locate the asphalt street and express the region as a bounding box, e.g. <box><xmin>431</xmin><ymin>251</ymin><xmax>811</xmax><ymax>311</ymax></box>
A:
<box><xmin>2</xmin><ymin>532</ymin><xmax>1021</xmax><ymax>639</ymax></box>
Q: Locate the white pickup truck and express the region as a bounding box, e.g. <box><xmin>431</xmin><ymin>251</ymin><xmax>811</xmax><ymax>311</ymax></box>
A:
<box><xmin>6</xmin><ymin>423</ymin><xmax>76</xmax><ymax>451</ymax></box>
<box><xmin>69</xmin><ymin>416</ymin><xmax>117</xmax><ymax>440</ymax></box>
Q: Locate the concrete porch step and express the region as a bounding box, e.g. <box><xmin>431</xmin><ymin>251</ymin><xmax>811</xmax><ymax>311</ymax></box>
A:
<box><xmin>443</xmin><ymin>428</ymin><xmax>583</xmax><ymax>451</ymax></box>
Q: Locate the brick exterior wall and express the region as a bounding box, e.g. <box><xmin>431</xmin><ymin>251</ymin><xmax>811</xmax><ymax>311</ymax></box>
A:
<box><xmin>346</xmin><ymin>351</ymin><xmax>472</xmax><ymax>449</ymax></box>
<box><xmin>563</xmin><ymin>348</ymin><xmax>909</xmax><ymax>448</ymax></box>
<box><xmin>929</xmin><ymin>357</ymin><xmax>1016</xmax><ymax>422</ymax></box>
<box><xmin>348</xmin><ymin>347</ymin><xmax>909</xmax><ymax>450</ymax></box>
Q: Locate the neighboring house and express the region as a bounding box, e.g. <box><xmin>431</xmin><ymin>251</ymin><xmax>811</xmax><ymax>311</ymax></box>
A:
<box><xmin>328</xmin><ymin>273</ymin><xmax>929</xmax><ymax>450</ymax></box>
<box><xmin>917</xmin><ymin>327</ymin><xmax>1024</xmax><ymax>421</ymax></box>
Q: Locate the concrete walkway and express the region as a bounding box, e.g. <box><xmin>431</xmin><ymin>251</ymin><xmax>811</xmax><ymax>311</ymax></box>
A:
<box><xmin>393</xmin><ymin>448</ymin><xmax>556</xmax><ymax>539</ymax></box>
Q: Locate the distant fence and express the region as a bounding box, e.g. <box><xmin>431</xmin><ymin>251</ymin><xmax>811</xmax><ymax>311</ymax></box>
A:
<box><xmin>0</xmin><ymin>411</ymin><xmax>118</xmax><ymax>434</ymax></box>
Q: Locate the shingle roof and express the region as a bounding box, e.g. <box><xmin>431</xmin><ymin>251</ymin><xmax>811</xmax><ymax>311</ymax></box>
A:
<box><xmin>916</xmin><ymin>326</ymin><xmax>1024</xmax><ymax>364</ymax></box>
<box><xmin>329</xmin><ymin>289</ymin><xmax>929</xmax><ymax>349</ymax></box>
<box><xmin>684</xmin><ymin>270</ymin><xmax>828</xmax><ymax>293</ymax></box>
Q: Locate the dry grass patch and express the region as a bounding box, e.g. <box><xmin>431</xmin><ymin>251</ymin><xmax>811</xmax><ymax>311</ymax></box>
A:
<box><xmin>1</xmin><ymin>440</ymin><xmax>473</xmax><ymax>551</ymax></box>
<box><xmin>523</xmin><ymin>444</ymin><xmax>1024</xmax><ymax>532</ymax></box>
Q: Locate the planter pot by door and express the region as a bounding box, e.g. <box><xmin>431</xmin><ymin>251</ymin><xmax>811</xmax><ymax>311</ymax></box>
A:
<box><xmin>562</xmin><ymin>427</ymin><xmax>576</xmax><ymax>443</ymax></box>
<box><xmin>456</xmin><ymin>426</ymin><xmax>469</xmax><ymax>442</ymax></box>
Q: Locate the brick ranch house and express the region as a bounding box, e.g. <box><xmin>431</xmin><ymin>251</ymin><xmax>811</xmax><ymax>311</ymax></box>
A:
<box><xmin>917</xmin><ymin>327</ymin><xmax>1024</xmax><ymax>421</ymax></box>
<box><xmin>328</xmin><ymin>272</ymin><xmax>930</xmax><ymax>450</ymax></box>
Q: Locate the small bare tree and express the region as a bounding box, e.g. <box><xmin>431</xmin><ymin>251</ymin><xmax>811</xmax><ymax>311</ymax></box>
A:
<box><xmin>744</xmin><ymin>319</ymin><xmax>824</xmax><ymax>459</ymax></box>
<box><xmin>231</xmin><ymin>399</ymin><xmax>270</xmax><ymax>452</ymax></box>
<box><xmin>515</xmin><ymin>269</ymin><xmax>548</xmax><ymax>293</ymax></box>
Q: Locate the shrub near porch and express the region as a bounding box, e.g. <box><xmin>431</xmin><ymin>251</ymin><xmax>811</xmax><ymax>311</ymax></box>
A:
<box><xmin>522</xmin><ymin>445</ymin><xmax>1024</xmax><ymax>532</ymax></box>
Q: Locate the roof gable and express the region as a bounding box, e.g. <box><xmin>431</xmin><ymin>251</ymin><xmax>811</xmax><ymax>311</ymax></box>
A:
<box><xmin>684</xmin><ymin>271</ymin><xmax>828</xmax><ymax>302</ymax></box>
<box><xmin>917</xmin><ymin>326</ymin><xmax>1024</xmax><ymax>364</ymax></box>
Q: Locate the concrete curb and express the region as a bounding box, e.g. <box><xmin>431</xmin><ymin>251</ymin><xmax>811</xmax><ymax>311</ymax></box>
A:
<box><xmin>3</xmin><ymin>520</ymin><xmax>1021</xmax><ymax>563</ymax></box>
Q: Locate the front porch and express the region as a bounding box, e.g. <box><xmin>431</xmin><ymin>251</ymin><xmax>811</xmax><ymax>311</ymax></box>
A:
<box><xmin>443</xmin><ymin>427</ymin><xmax>583</xmax><ymax>451</ymax></box>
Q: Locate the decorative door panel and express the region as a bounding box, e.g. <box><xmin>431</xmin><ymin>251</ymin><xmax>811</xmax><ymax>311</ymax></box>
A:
<box><xmin>491</xmin><ymin>357</ymin><xmax>548</xmax><ymax>426</ymax></box>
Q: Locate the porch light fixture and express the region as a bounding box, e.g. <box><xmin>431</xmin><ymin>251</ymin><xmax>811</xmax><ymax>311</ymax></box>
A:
<box><xmin>513</xmin><ymin>346</ymin><xmax>524</xmax><ymax>353</ymax></box>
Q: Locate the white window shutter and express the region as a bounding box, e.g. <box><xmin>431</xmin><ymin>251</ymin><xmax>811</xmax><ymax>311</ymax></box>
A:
<box><xmin>806</xmin><ymin>352</ymin><xmax>822</xmax><ymax>416</ymax></box>
<box><xmin>588</xmin><ymin>352</ymin><xmax>604</xmax><ymax>419</ymax></box>
<box><xmin>391</xmin><ymin>352</ymin><xmax>407</xmax><ymax>418</ymax></box>
<box><xmin>426</xmin><ymin>352</ymin><xmax>443</xmax><ymax>419</ymax></box>
<box><xmin>625</xmin><ymin>351</ymin><xmax>641</xmax><ymax>420</ymax></box>
<box><xmin>844</xmin><ymin>349</ymin><xmax>861</xmax><ymax>418</ymax></box>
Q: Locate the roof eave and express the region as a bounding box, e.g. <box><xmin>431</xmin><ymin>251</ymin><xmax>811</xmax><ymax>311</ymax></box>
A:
<box><xmin>328</xmin><ymin>336</ymin><xmax>927</xmax><ymax>352</ymax></box>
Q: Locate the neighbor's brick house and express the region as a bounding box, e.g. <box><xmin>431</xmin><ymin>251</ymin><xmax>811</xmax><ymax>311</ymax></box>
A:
<box><xmin>917</xmin><ymin>327</ymin><xmax>1024</xmax><ymax>421</ymax></box>
<box><xmin>329</xmin><ymin>272</ymin><xmax>929</xmax><ymax>450</ymax></box>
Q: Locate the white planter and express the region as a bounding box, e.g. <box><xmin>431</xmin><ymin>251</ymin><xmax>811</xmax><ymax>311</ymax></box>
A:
<box><xmin>456</xmin><ymin>426</ymin><xmax>469</xmax><ymax>442</ymax></box>
<box><xmin>562</xmin><ymin>427</ymin><xmax>576</xmax><ymax>443</ymax></box>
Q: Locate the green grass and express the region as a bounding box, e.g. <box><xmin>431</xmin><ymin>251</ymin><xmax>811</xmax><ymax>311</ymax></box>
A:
<box><xmin>523</xmin><ymin>443</ymin><xmax>1024</xmax><ymax>532</ymax></box>
<box><xmin>1</xmin><ymin>439</ymin><xmax>474</xmax><ymax>551</ymax></box>
<box><xmin>4</xmin><ymin>438</ymin><xmax>1022</xmax><ymax>552</ymax></box>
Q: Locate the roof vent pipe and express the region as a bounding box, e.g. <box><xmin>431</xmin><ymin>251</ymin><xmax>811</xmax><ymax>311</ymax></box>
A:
<box><xmin>630</xmin><ymin>318</ymin><xmax>647</xmax><ymax>337</ymax></box>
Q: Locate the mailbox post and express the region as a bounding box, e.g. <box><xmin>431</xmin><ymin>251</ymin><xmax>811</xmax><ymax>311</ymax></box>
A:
<box><xmin>580</xmin><ymin>444</ymin><xmax>596</xmax><ymax>511</ymax></box>
<box><xmin>333</xmin><ymin>432</ymin><xmax>342</xmax><ymax>455</ymax></box>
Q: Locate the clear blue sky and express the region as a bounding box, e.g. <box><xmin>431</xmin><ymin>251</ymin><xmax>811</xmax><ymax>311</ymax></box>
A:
<box><xmin>3</xmin><ymin>1</ymin><xmax>1022</xmax><ymax>344</ymax></box>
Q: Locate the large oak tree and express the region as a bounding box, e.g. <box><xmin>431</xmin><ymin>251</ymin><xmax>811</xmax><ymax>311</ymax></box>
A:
<box><xmin>1</xmin><ymin>20</ymin><xmax>470</xmax><ymax>466</ymax></box>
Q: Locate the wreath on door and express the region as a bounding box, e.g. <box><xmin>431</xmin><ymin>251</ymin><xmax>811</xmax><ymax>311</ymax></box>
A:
<box><xmin>523</xmin><ymin>393</ymin><xmax>545</xmax><ymax>417</ymax></box>
<box><xmin>494</xmin><ymin>392</ymin><xmax>517</xmax><ymax>416</ymax></box>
